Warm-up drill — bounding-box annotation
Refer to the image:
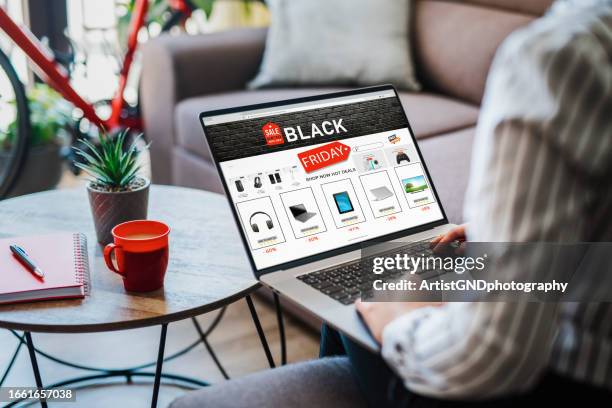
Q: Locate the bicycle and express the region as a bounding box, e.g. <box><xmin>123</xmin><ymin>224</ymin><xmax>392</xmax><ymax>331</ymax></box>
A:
<box><xmin>0</xmin><ymin>0</ymin><xmax>197</xmax><ymax>198</ymax></box>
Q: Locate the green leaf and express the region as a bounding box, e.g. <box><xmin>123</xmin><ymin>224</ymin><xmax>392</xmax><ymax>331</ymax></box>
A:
<box><xmin>80</xmin><ymin>138</ymin><xmax>104</xmax><ymax>163</ymax></box>
<box><xmin>192</xmin><ymin>0</ymin><xmax>215</xmax><ymax>19</ymax></box>
<box><xmin>72</xmin><ymin>146</ymin><xmax>100</xmax><ymax>167</ymax></box>
<box><xmin>73</xmin><ymin>129</ymin><xmax>148</xmax><ymax>188</ymax></box>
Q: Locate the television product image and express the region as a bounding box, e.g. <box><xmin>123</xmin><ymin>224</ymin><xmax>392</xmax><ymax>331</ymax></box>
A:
<box><xmin>333</xmin><ymin>191</ymin><xmax>354</xmax><ymax>214</ymax></box>
<box><xmin>289</xmin><ymin>204</ymin><xmax>317</xmax><ymax>223</ymax></box>
<box><xmin>402</xmin><ymin>176</ymin><xmax>429</xmax><ymax>193</ymax></box>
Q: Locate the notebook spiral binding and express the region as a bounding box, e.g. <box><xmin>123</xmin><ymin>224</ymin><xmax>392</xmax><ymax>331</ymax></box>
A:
<box><xmin>73</xmin><ymin>233</ymin><xmax>91</xmax><ymax>295</ymax></box>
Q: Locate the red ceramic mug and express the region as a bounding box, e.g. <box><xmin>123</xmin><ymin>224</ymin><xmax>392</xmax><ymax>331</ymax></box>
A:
<box><xmin>104</xmin><ymin>220</ymin><xmax>170</xmax><ymax>292</ymax></box>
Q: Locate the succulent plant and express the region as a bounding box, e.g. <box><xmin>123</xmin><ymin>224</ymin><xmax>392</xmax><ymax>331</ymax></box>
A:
<box><xmin>73</xmin><ymin>129</ymin><xmax>148</xmax><ymax>191</ymax></box>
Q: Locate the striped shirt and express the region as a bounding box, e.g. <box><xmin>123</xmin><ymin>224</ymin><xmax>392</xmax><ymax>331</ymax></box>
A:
<box><xmin>381</xmin><ymin>3</ymin><xmax>612</xmax><ymax>399</ymax></box>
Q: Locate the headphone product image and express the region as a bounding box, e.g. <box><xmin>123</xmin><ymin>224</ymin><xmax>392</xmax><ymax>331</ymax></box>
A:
<box><xmin>249</xmin><ymin>211</ymin><xmax>274</xmax><ymax>232</ymax></box>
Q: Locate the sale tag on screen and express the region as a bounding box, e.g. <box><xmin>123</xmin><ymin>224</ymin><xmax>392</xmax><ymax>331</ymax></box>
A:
<box><xmin>297</xmin><ymin>141</ymin><xmax>351</xmax><ymax>173</ymax></box>
<box><xmin>262</xmin><ymin>122</ymin><xmax>284</xmax><ymax>146</ymax></box>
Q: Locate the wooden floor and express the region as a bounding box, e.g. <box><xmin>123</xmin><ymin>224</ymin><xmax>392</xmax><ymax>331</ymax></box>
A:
<box><xmin>1</xmin><ymin>170</ymin><xmax>321</xmax><ymax>407</ymax></box>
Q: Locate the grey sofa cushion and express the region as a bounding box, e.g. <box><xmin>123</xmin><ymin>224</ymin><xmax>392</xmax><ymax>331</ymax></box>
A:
<box><xmin>175</xmin><ymin>89</ymin><xmax>479</xmax><ymax>161</ymax></box>
<box><xmin>172</xmin><ymin>146</ymin><xmax>224</xmax><ymax>193</ymax></box>
<box><xmin>418</xmin><ymin>127</ymin><xmax>475</xmax><ymax>224</ymax></box>
<box><xmin>249</xmin><ymin>0</ymin><xmax>420</xmax><ymax>91</ymax></box>
<box><xmin>170</xmin><ymin>357</ymin><xmax>366</xmax><ymax>408</ymax></box>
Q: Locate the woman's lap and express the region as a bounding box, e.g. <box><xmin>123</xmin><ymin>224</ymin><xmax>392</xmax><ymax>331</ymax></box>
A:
<box><xmin>170</xmin><ymin>324</ymin><xmax>612</xmax><ymax>408</ymax></box>
<box><xmin>319</xmin><ymin>324</ymin><xmax>409</xmax><ymax>408</ymax></box>
<box><xmin>319</xmin><ymin>324</ymin><xmax>612</xmax><ymax>408</ymax></box>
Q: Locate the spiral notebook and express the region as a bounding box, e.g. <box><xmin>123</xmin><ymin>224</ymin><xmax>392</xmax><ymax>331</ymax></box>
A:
<box><xmin>0</xmin><ymin>233</ymin><xmax>90</xmax><ymax>305</ymax></box>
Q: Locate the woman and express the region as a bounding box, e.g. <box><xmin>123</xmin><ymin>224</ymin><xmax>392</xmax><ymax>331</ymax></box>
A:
<box><xmin>172</xmin><ymin>2</ymin><xmax>612</xmax><ymax>407</ymax></box>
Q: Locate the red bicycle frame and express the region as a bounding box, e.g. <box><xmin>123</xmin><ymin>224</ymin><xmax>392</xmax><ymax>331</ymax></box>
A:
<box><xmin>0</xmin><ymin>0</ymin><xmax>192</xmax><ymax>133</ymax></box>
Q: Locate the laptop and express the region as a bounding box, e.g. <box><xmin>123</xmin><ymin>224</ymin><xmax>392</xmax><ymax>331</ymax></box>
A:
<box><xmin>200</xmin><ymin>85</ymin><xmax>454</xmax><ymax>351</ymax></box>
<box><xmin>289</xmin><ymin>204</ymin><xmax>317</xmax><ymax>223</ymax></box>
<box><xmin>369</xmin><ymin>186</ymin><xmax>394</xmax><ymax>201</ymax></box>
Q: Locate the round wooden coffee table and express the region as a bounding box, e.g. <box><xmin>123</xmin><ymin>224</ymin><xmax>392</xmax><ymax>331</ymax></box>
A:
<box><xmin>0</xmin><ymin>185</ymin><xmax>273</xmax><ymax>407</ymax></box>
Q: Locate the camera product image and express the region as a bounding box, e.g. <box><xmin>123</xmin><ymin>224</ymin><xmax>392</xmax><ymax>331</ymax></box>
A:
<box><xmin>363</xmin><ymin>156</ymin><xmax>381</xmax><ymax>171</ymax></box>
<box><xmin>249</xmin><ymin>211</ymin><xmax>274</xmax><ymax>232</ymax></box>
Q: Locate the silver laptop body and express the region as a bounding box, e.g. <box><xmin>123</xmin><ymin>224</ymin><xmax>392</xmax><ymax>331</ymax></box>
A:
<box><xmin>200</xmin><ymin>86</ymin><xmax>454</xmax><ymax>351</ymax></box>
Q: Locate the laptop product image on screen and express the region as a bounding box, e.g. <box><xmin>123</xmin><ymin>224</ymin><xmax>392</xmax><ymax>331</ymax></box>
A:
<box><xmin>369</xmin><ymin>186</ymin><xmax>393</xmax><ymax>201</ymax></box>
<box><xmin>200</xmin><ymin>85</ymin><xmax>447</xmax><ymax>275</ymax></box>
<box><xmin>289</xmin><ymin>204</ymin><xmax>317</xmax><ymax>223</ymax></box>
<box><xmin>333</xmin><ymin>192</ymin><xmax>354</xmax><ymax>214</ymax></box>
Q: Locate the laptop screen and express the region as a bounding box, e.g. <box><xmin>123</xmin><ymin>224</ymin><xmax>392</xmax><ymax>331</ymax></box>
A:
<box><xmin>201</xmin><ymin>87</ymin><xmax>446</xmax><ymax>272</ymax></box>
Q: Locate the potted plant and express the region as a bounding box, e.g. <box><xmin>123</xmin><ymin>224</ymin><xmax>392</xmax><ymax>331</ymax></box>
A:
<box><xmin>74</xmin><ymin>130</ymin><xmax>150</xmax><ymax>244</ymax></box>
<box><xmin>0</xmin><ymin>84</ymin><xmax>74</xmax><ymax>197</ymax></box>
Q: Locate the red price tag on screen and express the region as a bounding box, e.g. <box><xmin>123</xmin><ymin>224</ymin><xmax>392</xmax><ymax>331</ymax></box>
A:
<box><xmin>262</xmin><ymin>122</ymin><xmax>284</xmax><ymax>146</ymax></box>
<box><xmin>297</xmin><ymin>141</ymin><xmax>351</xmax><ymax>173</ymax></box>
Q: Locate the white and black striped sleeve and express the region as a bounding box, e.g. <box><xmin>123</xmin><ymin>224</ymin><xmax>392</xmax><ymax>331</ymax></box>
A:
<box><xmin>381</xmin><ymin>6</ymin><xmax>612</xmax><ymax>399</ymax></box>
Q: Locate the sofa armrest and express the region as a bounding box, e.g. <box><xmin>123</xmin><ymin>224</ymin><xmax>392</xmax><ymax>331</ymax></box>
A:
<box><xmin>140</xmin><ymin>27</ymin><xmax>267</xmax><ymax>184</ymax></box>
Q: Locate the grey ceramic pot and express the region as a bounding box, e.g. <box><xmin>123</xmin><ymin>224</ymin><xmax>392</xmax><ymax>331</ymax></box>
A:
<box><xmin>87</xmin><ymin>177</ymin><xmax>150</xmax><ymax>244</ymax></box>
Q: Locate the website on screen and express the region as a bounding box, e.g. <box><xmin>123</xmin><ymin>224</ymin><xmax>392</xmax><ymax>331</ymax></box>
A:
<box><xmin>202</xmin><ymin>90</ymin><xmax>445</xmax><ymax>270</ymax></box>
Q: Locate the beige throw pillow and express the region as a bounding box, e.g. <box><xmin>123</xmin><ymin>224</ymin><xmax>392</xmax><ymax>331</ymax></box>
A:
<box><xmin>249</xmin><ymin>0</ymin><xmax>421</xmax><ymax>91</ymax></box>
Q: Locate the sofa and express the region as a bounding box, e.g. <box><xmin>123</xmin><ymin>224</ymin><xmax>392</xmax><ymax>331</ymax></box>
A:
<box><xmin>141</xmin><ymin>0</ymin><xmax>553</xmax><ymax>328</ymax></box>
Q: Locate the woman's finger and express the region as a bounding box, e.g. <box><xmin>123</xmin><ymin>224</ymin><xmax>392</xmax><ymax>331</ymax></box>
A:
<box><xmin>429</xmin><ymin>234</ymin><xmax>443</xmax><ymax>246</ymax></box>
<box><xmin>432</xmin><ymin>225</ymin><xmax>466</xmax><ymax>252</ymax></box>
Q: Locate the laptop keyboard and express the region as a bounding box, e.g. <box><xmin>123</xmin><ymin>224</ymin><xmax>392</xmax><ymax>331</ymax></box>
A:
<box><xmin>297</xmin><ymin>240</ymin><xmax>439</xmax><ymax>305</ymax></box>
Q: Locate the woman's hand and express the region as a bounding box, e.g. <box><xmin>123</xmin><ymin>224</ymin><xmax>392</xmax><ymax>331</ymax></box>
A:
<box><xmin>430</xmin><ymin>223</ymin><xmax>468</xmax><ymax>254</ymax></box>
<box><xmin>355</xmin><ymin>300</ymin><xmax>443</xmax><ymax>343</ymax></box>
<box><xmin>354</xmin><ymin>225</ymin><xmax>467</xmax><ymax>343</ymax></box>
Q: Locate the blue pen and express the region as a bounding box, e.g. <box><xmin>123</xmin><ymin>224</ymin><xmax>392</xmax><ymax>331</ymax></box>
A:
<box><xmin>10</xmin><ymin>245</ymin><xmax>45</xmax><ymax>280</ymax></box>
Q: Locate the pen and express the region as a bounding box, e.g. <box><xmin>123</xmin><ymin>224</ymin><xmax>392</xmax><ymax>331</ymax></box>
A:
<box><xmin>9</xmin><ymin>245</ymin><xmax>45</xmax><ymax>280</ymax></box>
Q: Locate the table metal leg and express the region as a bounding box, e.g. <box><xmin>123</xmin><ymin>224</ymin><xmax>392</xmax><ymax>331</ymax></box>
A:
<box><xmin>191</xmin><ymin>318</ymin><xmax>230</xmax><ymax>379</ymax></box>
<box><xmin>1</xmin><ymin>332</ymin><xmax>25</xmax><ymax>386</ymax></box>
<box><xmin>245</xmin><ymin>295</ymin><xmax>276</xmax><ymax>368</ymax></box>
<box><xmin>151</xmin><ymin>323</ymin><xmax>168</xmax><ymax>408</ymax></box>
<box><xmin>273</xmin><ymin>293</ymin><xmax>287</xmax><ymax>366</ymax></box>
<box><xmin>24</xmin><ymin>332</ymin><xmax>47</xmax><ymax>408</ymax></box>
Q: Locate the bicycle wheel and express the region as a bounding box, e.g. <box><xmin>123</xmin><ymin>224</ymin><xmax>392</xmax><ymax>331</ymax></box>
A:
<box><xmin>0</xmin><ymin>48</ymin><xmax>29</xmax><ymax>199</ymax></box>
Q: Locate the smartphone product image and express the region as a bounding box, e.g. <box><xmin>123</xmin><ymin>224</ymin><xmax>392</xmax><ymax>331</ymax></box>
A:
<box><xmin>235</xmin><ymin>179</ymin><xmax>244</xmax><ymax>192</ymax></box>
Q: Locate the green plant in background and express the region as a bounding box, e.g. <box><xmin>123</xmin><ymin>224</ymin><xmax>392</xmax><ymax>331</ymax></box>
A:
<box><xmin>0</xmin><ymin>83</ymin><xmax>74</xmax><ymax>151</ymax></box>
<box><xmin>191</xmin><ymin>0</ymin><xmax>257</xmax><ymax>19</ymax></box>
<box><xmin>116</xmin><ymin>0</ymin><xmax>260</xmax><ymax>45</ymax></box>
<box><xmin>73</xmin><ymin>129</ymin><xmax>148</xmax><ymax>191</ymax></box>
